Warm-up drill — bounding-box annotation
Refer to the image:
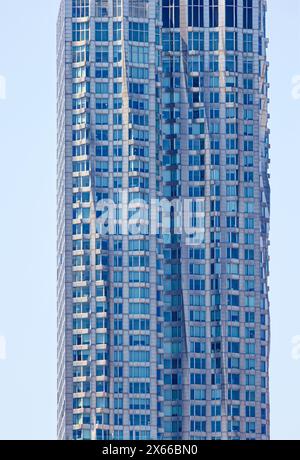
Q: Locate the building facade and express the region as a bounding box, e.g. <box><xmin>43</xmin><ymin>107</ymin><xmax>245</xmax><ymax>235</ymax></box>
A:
<box><xmin>57</xmin><ymin>0</ymin><xmax>270</xmax><ymax>440</ymax></box>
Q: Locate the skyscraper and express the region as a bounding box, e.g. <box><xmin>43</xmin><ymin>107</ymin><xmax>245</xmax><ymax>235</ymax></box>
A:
<box><xmin>57</xmin><ymin>0</ymin><xmax>270</xmax><ymax>441</ymax></box>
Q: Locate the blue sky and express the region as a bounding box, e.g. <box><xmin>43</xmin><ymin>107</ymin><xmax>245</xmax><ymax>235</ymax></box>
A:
<box><xmin>0</xmin><ymin>0</ymin><xmax>299</xmax><ymax>440</ymax></box>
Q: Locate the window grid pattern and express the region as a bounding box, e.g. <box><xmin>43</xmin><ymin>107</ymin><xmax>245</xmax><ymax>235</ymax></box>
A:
<box><xmin>58</xmin><ymin>0</ymin><xmax>270</xmax><ymax>441</ymax></box>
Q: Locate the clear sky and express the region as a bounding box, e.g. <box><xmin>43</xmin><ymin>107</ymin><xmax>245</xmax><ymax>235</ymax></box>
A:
<box><xmin>0</xmin><ymin>0</ymin><xmax>299</xmax><ymax>440</ymax></box>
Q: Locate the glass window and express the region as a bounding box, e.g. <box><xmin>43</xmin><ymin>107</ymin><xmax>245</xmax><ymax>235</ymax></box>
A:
<box><xmin>243</xmin><ymin>0</ymin><xmax>253</xmax><ymax>29</ymax></box>
<box><xmin>188</xmin><ymin>0</ymin><xmax>204</xmax><ymax>27</ymax></box>
<box><xmin>95</xmin><ymin>22</ymin><xmax>108</xmax><ymax>41</ymax></box>
<box><xmin>209</xmin><ymin>0</ymin><xmax>219</xmax><ymax>28</ymax></box>
<box><xmin>226</xmin><ymin>0</ymin><xmax>237</xmax><ymax>27</ymax></box>
<box><xmin>162</xmin><ymin>0</ymin><xmax>180</xmax><ymax>28</ymax></box>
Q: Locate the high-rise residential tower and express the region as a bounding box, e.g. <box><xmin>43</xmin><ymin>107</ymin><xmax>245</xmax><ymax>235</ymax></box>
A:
<box><xmin>57</xmin><ymin>0</ymin><xmax>270</xmax><ymax>441</ymax></box>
